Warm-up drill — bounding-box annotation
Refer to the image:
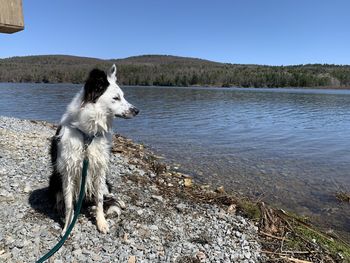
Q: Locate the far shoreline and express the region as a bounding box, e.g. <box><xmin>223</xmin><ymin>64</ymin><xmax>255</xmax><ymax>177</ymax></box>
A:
<box><xmin>1</xmin><ymin>81</ymin><xmax>350</xmax><ymax>91</ymax></box>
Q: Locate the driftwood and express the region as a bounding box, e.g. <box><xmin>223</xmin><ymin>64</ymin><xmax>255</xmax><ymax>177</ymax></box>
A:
<box><xmin>259</xmin><ymin>202</ymin><xmax>281</xmax><ymax>234</ymax></box>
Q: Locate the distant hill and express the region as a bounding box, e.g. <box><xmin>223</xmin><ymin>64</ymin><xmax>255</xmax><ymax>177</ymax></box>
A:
<box><xmin>0</xmin><ymin>54</ymin><xmax>349</xmax><ymax>88</ymax></box>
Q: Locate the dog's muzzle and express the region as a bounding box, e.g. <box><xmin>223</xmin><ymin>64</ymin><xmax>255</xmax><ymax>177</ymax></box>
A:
<box><xmin>117</xmin><ymin>107</ymin><xmax>140</xmax><ymax>119</ymax></box>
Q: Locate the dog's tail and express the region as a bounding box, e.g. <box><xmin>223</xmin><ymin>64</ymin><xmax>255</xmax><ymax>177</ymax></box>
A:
<box><xmin>103</xmin><ymin>194</ymin><xmax>125</xmax><ymax>217</ymax></box>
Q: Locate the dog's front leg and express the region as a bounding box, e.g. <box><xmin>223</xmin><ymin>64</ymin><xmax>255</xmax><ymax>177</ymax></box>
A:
<box><xmin>61</xmin><ymin>180</ymin><xmax>74</xmax><ymax>236</ymax></box>
<box><xmin>95</xmin><ymin>178</ymin><xmax>109</xmax><ymax>233</ymax></box>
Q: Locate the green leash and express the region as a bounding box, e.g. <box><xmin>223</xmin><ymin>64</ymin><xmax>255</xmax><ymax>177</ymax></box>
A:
<box><xmin>36</xmin><ymin>158</ymin><xmax>89</xmax><ymax>263</ymax></box>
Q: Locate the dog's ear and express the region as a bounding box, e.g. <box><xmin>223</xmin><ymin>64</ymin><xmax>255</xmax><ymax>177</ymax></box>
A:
<box><xmin>107</xmin><ymin>64</ymin><xmax>117</xmax><ymax>83</ymax></box>
<box><xmin>83</xmin><ymin>69</ymin><xmax>109</xmax><ymax>104</ymax></box>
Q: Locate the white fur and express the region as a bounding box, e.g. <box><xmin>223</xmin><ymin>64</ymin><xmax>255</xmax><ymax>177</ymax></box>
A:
<box><xmin>54</xmin><ymin>65</ymin><xmax>137</xmax><ymax>234</ymax></box>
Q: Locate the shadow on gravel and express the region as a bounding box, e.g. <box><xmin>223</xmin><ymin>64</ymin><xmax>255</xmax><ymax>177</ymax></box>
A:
<box><xmin>28</xmin><ymin>187</ymin><xmax>63</xmax><ymax>227</ymax></box>
<box><xmin>28</xmin><ymin>187</ymin><xmax>113</xmax><ymax>228</ymax></box>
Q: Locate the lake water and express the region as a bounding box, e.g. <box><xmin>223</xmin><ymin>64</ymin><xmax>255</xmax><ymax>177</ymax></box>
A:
<box><xmin>1</xmin><ymin>83</ymin><xmax>349</xmax><ymax>240</ymax></box>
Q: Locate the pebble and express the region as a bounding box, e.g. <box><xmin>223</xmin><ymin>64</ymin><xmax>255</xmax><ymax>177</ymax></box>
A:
<box><xmin>23</xmin><ymin>183</ymin><xmax>32</xmax><ymax>193</ymax></box>
<box><xmin>176</xmin><ymin>203</ymin><xmax>187</xmax><ymax>212</ymax></box>
<box><xmin>137</xmin><ymin>209</ymin><xmax>143</xmax><ymax>215</ymax></box>
<box><xmin>149</xmin><ymin>225</ymin><xmax>159</xmax><ymax>231</ymax></box>
<box><xmin>244</xmin><ymin>251</ymin><xmax>252</xmax><ymax>259</ymax></box>
<box><xmin>128</xmin><ymin>255</ymin><xmax>136</xmax><ymax>263</ymax></box>
<box><xmin>91</xmin><ymin>253</ymin><xmax>102</xmax><ymax>261</ymax></box>
<box><xmin>151</xmin><ymin>195</ymin><xmax>164</xmax><ymax>202</ymax></box>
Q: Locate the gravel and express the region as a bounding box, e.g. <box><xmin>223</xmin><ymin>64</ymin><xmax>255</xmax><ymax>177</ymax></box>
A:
<box><xmin>0</xmin><ymin>116</ymin><xmax>265</xmax><ymax>262</ymax></box>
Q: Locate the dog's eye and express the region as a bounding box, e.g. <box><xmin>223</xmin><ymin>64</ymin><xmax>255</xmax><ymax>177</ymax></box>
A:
<box><xmin>113</xmin><ymin>96</ymin><xmax>121</xmax><ymax>101</ymax></box>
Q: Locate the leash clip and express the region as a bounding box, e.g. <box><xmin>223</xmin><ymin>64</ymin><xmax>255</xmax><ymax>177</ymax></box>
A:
<box><xmin>83</xmin><ymin>143</ymin><xmax>89</xmax><ymax>155</ymax></box>
<box><xmin>75</xmin><ymin>128</ymin><xmax>102</xmax><ymax>154</ymax></box>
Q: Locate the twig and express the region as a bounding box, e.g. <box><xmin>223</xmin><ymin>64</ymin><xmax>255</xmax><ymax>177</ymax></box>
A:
<box><xmin>280</xmin><ymin>232</ymin><xmax>286</xmax><ymax>253</ymax></box>
<box><xmin>280</xmin><ymin>256</ymin><xmax>312</xmax><ymax>263</ymax></box>
<box><xmin>255</xmin><ymin>192</ymin><xmax>268</xmax><ymax>203</ymax></box>
<box><xmin>260</xmin><ymin>231</ymin><xmax>290</xmax><ymax>241</ymax></box>
<box><xmin>261</xmin><ymin>250</ymin><xmax>287</xmax><ymax>255</ymax></box>
<box><xmin>261</xmin><ymin>250</ymin><xmax>315</xmax><ymax>256</ymax></box>
<box><xmin>282</xmin><ymin>250</ymin><xmax>317</xmax><ymax>255</ymax></box>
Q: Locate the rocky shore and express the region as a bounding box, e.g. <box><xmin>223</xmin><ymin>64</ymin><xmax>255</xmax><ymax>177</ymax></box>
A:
<box><xmin>0</xmin><ymin>116</ymin><xmax>263</xmax><ymax>262</ymax></box>
<box><xmin>1</xmin><ymin>116</ymin><xmax>349</xmax><ymax>263</ymax></box>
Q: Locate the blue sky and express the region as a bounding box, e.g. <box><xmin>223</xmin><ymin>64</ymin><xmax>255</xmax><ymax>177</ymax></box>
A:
<box><xmin>0</xmin><ymin>0</ymin><xmax>349</xmax><ymax>65</ymax></box>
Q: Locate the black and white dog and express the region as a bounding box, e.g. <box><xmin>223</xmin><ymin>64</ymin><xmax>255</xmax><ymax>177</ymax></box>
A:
<box><xmin>49</xmin><ymin>65</ymin><xmax>139</xmax><ymax>235</ymax></box>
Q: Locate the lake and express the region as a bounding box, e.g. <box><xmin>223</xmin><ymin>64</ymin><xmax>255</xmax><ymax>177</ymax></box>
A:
<box><xmin>1</xmin><ymin>83</ymin><xmax>349</xmax><ymax>240</ymax></box>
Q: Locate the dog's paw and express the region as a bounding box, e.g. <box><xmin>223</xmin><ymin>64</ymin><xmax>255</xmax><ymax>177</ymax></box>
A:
<box><xmin>97</xmin><ymin>218</ymin><xmax>109</xmax><ymax>234</ymax></box>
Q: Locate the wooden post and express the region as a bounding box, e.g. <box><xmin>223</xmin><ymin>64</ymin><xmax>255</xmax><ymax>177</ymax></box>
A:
<box><xmin>0</xmin><ymin>0</ymin><xmax>24</xmax><ymax>33</ymax></box>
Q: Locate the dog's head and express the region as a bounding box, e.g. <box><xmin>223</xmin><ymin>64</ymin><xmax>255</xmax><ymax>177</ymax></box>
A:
<box><xmin>83</xmin><ymin>65</ymin><xmax>139</xmax><ymax>119</ymax></box>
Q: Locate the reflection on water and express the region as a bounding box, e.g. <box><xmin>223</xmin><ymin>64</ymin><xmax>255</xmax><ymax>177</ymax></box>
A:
<box><xmin>1</xmin><ymin>83</ymin><xmax>350</xmax><ymax>240</ymax></box>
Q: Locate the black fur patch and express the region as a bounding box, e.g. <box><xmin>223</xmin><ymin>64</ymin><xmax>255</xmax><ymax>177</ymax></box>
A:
<box><xmin>106</xmin><ymin>179</ymin><xmax>113</xmax><ymax>193</ymax></box>
<box><xmin>50</xmin><ymin>126</ymin><xmax>61</xmax><ymax>165</ymax></box>
<box><xmin>83</xmin><ymin>69</ymin><xmax>109</xmax><ymax>104</ymax></box>
<box><xmin>49</xmin><ymin>126</ymin><xmax>63</xmax><ymax>202</ymax></box>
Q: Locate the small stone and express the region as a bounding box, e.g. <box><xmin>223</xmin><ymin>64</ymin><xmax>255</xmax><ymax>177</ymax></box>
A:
<box><xmin>123</xmin><ymin>233</ymin><xmax>130</xmax><ymax>244</ymax></box>
<box><xmin>244</xmin><ymin>251</ymin><xmax>251</xmax><ymax>259</ymax></box>
<box><xmin>14</xmin><ymin>240</ymin><xmax>24</xmax><ymax>249</ymax></box>
<box><xmin>149</xmin><ymin>225</ymin><xmax>159</xmax><ymax>231</ymax></box>
<box><xmin>137</xmin><ymin>209</ymin><xmax>143</xmax><ymax>215</ymax></box>
<box><xmin>138</xmin><ymin>228</ymin><xmax>150</xmax><ymax>238</ymax></box>
<box><xmin>23</xmin><ymin>183</ymin><xmax>31</xmax><ymax>193</ymax></box>
<box><xmin>196</xmin><ymin>251</ymin><xmax>206</xmax><ymax>261</ymax></box>
<box><xmin>11</xmin><ymin>247</ymin><xmax>20</xmax><ymax>257</ymax></box>
<box><xmin>151</xmin><ymin>195</ymin><xmax>164</xmax><ymax>202</ymax></box>
<box><xmin>176</xmin><ymin>203</ymin><xmax>187</xmax><ymax>212</ymax></box>
<box><xmin>128</xmin><ymin>255</ymin><xmax>136</xmax><ymax>263</ymax></box>
<box><xmin>72</xmin><ymin>249</ymin><xmax>82</xmax><ymax>257</ymax></box>
<box><xmin>227</xmin><ymin>204</ymin><xmax>236</xmax><ymax>214</ymax></box>
<box><xmin>184</xmin><ymin>178</ymin><xmax>192</xmax><ymax>187</ymax></box>
<box><xmin>215</xmin><ymin>186</ymin><xmax>225</xmax><ymax>193</ymax></box>
<box><xmin>91</xmin><ymin>253</ymin><xmax>102</xmax><ymax>261</ymax></box>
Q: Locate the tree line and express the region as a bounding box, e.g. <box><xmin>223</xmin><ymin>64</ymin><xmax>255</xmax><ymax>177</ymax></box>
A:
<box><xmin>0</xmin><ymin>54</ymin><xmax>349</xmax><ymax>88</ymax></box>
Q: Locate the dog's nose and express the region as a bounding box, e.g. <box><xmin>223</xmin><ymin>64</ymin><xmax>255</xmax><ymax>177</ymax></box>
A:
<box><xmin>131</xmin><ymin>107</ymin><xmax>139</xmax><ymax>116</ymax></box>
